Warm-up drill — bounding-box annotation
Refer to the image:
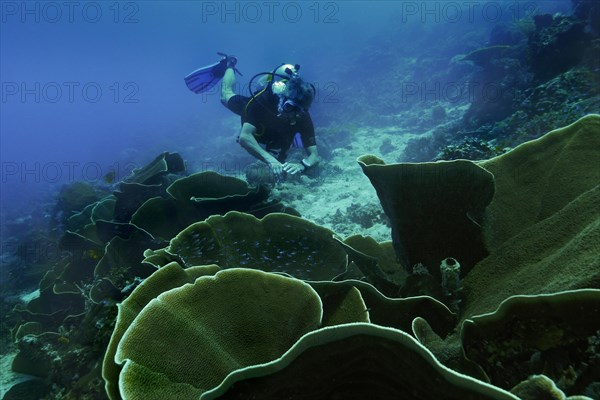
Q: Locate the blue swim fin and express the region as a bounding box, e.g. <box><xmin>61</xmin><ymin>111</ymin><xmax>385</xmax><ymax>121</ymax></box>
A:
<box><xmin>184</xmin><ymin>53</ymin><xmax>242</xmax><ymax>94</ymax></box>
<box><xmin>184</xmin><ymin>60</ymin><xmax>227</xmax><ymax>94</ymax></box>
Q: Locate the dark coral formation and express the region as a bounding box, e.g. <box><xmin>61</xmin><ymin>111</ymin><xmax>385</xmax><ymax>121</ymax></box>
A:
<box><xmin>398</xmin><ymin>6</ymin><xmax>600</xmax><ymax>164</ymax></box>
<box><xmin>462</xmin><ymin>290</ymin><xmax>600</xmax><ymax>395</ymax></box>
<box><xmin>3</xmin><ymin>153</ymin><xmax>300</xmax><ymax>399</ymax></box>
<box><xmin>3</xmin><ymin>107</ymin><xmax>598</xmax><ymax>400</ymax></box>
<box><xmin>202</xmin><ymin>324</ymin><xmax>515</xmax><ymax>400</ymax></box>
<box><xmin>358</xmin><ymin>156</ymin><xmax>495</xmax><ymax>276</ymax></box>
<box><xmin>3</xmin><ymin>101</ymin><xmax>598</xmax><ymax>400</ymax></box>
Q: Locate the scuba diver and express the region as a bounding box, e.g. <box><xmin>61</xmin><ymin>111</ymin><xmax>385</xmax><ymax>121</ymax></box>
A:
<box><xmin>185</xmin><ymin>53</ymin><xmax>319</xmax><ymax>177</ymax></box>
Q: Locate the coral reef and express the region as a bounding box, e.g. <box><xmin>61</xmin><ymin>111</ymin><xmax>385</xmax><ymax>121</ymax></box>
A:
<box><xmin>511</xmin><ymin>375</ymin><xmax>570</xmax><ymax>400</ymax></box>
<box><xmin>103</xmin><ymin>264</ymin><xmax>598</xmax><ymax>399</ymax></box>
<box><xmin>4</xmin><ymin>2</ymin><xmax>600</xmax><ymax>397</ymax></box>
<box><xmin>528</xmin><ymin>13</ymin><xmax>591</xmax><ymax>82</ymax></box>
<box><xmin>51</xmin><ymin>182</ymin><xmax>110</xmax><ymax>227</ymax></box>
<box><xmin>462</xmin><ymin>114</ymin><xmax>600</xmax><ymax>319</ymax></box>
<box><xmin>115</xmin><ymin>268</ymin><xmax>323</xmax><ymax>399</ymax></box>
<box><xmin>329</xmin><ymin>202</ymin><xmax>388</xmax><ymax>230</ymax></box>
<box><xmin>440</xmin><ymin>257</ymin><xmax>462</xmax><ymax>313</ymax></box>
<box><xmin>202</xmin><ymin>323</ymin><xmax>517</xmax><ymax>400</ymax></box>
<box><xmin>358</xmin><ymin>156</ymin><xmax>494</xmax><ymax>275</ymax></box>
<box><xmin>462</xmin><ymin>290</ymin><xmax>600</xmax><ymax>395</ymax></box>
<box><xmin>102</xmin><ymin>263</ymin><xmax>221</xmax><ymax>400</ymax></box>
<box><xmin>399</xmin><ymin>8</ymin><xmax>599</xmax><ymax>164</ymax></box>
<box><xmin>3</xmin><ymin>153</ymin><xmax>299</xmax><ymax>399</ymax></box>
<box><xmin>3</xmin><ymin>115</ymin><xmax>598</xmax><ymax>399</ymax></box>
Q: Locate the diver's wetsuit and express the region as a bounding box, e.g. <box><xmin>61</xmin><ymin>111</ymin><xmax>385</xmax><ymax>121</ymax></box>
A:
<box><xmin>226</xmin><ymin>91</ymin><xmax>315</xmax><ymax>162</ymax></box>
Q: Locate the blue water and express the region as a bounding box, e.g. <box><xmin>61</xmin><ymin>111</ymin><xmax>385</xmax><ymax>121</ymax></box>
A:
<box><xmin>0</xmin><ymin>0</ymin><xmax>571</xmax><ymax>217</ymax></box>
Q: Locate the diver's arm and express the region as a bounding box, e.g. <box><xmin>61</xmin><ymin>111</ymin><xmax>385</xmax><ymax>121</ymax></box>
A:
<box><xmin>303</xmin><ymin>145</ymin><xmax>319</xmax><ymax>168</ymax></box>
<box><xmin>283</xmin><ymin>145</ymin><xmax>319</xmax><ymax>175</ymax></box>
<box><xmin>238</xmin><ymin>123</ymin><xmax>283</xmax><ymax>174</ymax></box>
<box><xmin>220</xmin><ymin>68</ymin><xmax>236</xmax><ymax>105</ymax></box>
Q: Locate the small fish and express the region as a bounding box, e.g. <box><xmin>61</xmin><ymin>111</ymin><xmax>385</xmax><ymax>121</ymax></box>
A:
<box><xmin>57</xmin><ymin>336</ymin><xmax>70</xmax><ymax>345</ymax></box>
<box><xmin>103</xmin><ymin>170</ymin><xmax>116</xmax><ymax>184</ymax></box>
<box><xmin>86</xmin><ymin>249</ymin><xmax>102</xmax><ymax>260</ymax></box>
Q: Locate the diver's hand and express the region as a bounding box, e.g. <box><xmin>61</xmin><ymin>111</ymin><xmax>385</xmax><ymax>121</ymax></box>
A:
<box><xmin>217</xmin><ymin>53</ymin><xmax>241</xmax><ymax>75</ymax></box>
<box><xmin>282</xmin><ymin>162</ymin><xmax>305</xmax><ymax>175</ymax></box>
<box><xmin>217</xmin><ymin>52</ymin><xmax>237</xmax><ymax>68</ymax></box>
<box><xmin>224</xmin><ymin>56</ymin><xmax>237</xmax><ymax>69</ymax></box>
<box><xmin>268</xmin><ymin>160</ymin><xmax>284</xmax><ymax>176</ymax></box>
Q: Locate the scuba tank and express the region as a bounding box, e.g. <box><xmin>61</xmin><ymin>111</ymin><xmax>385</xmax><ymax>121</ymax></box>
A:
<box><xmin>248</xmin><ymin>63</ymin><xmax>300</xmax><ymax>98</ymax></box>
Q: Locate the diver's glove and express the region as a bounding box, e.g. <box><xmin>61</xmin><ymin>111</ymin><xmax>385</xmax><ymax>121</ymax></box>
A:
<box><xmin>217</xmin><ymin>52</ymin><xmax>243</xmax><ymax>76</ymax></box>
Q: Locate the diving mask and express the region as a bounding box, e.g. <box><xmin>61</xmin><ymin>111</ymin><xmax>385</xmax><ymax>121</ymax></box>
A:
<box><xmin>277</xmin><ymin>97</ymin><xmax>304</xmax><ymax>117</ymax></box>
